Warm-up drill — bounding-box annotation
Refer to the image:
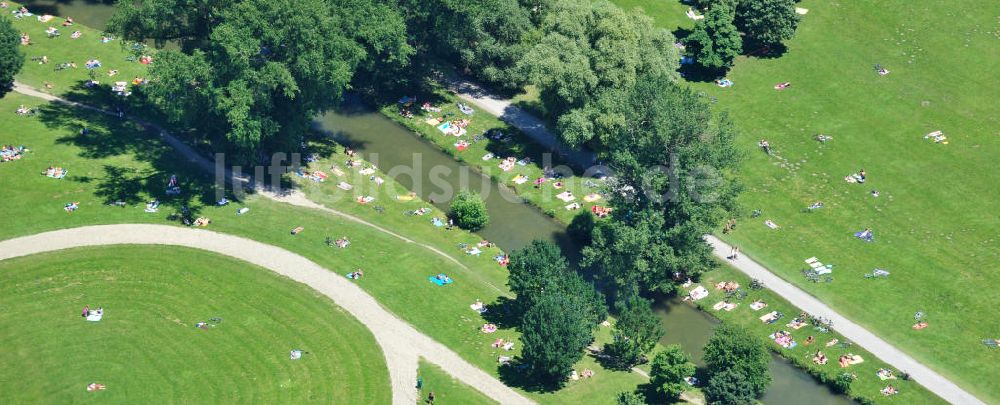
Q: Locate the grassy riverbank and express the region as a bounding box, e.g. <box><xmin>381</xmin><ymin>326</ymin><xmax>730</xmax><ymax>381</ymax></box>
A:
<box><xmin>0</xmin><ymin>245</ymin><xmax>389</xmax><ymax>404</ymax></box>
<box><xmin>694</xmin><ymin>265</ymin><xmax>942</xmax><ymax>404</ymax></box>
<box><xmin>379</xmin><ymin>86</ymin><xmax>606</xmax><ymax>225</ymax></box>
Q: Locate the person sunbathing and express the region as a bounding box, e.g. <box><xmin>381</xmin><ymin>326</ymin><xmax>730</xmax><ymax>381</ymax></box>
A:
<box><xmin>70</xmin><ymin>31</ymin><xmax>81</xmax><ymax>39</ymax></box>
<box><xmin>881</xmin><ymin>385</ymin><xmax>898</xmax><ymax>396</ymax></box>
<box><xmin>808</xmin><ymin>201</ymin><xmax>824</xmax><ymax>210</ymax></box>
<box><xmin>812</xmin><ymin>351</ymin><xmax>828</xmax><ymax>365</ymax></box>
<box><xmin>758</xmin><ymin>139</ymin><xmax>771</xmax><ymax>154</ymax></box>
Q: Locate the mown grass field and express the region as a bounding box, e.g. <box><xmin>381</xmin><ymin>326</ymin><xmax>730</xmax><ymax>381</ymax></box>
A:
<box><xmin>0</xmin><ymin>245</ymin><xmax>389</xmax><ymax>404</ymax></box>
<box><xmin>610</xmin><ymin>0</ymin><xmax>1000</xmax><ymax>402</ymax></box>
<box><xmin>417</xmin><ymin>359</ymin><xmax>499</xmax><ymax>405</ymax></box>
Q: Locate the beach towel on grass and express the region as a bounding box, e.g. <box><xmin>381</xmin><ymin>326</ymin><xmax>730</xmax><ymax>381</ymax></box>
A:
<box><xmin>429</xmin><ymin>275</ymin><xmax>453</xmax><ymax>286</ymax></box>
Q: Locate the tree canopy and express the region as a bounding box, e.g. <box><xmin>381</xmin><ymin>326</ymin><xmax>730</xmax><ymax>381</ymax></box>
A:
<box><xmin>582</xmin><ymin>75</ymin><xmax>742</xmax><ymax>294</ymax></box>
<box><xmin>508</xmin><ymin>240</ymin><xmax>607</xmax><ymax>324</ymax></box>
<box><xmin>703</xmin><ymin>324</ymin><xmax>772</xmax><ymax>399</ymax></box>
<box><xmin>400</xmin><ymin>0</ymin><xmax>534</xmax><ymax>91</ymax></box>
<box><xmin>703</xmin><ymin>368</ymin><xmax>758</xmax><ymax>405</ymax></box>
<box><xmin>449</xmin><ymin>190</ymin><xmax>490</xmax><ymax>230</ymax></box>
<box><xmin>519</xmin><ymin>292</ymin><xmax>595</xmax><ymax>386</ymax></box>
<box><xmin>0</xmin><ymin>15</ymin><xmax>24</xmax><ymax>89</ymax></box>
<box><xmin>109</xmin><ymin>0</ymin><xmax>411</xmax><ymax>163</ymax></box>
<box><xmin>604</xmin><ymin>293</ymin><xmax>663</xmax><ymax>369</ymax></box>
<box><xmin>734</xmin><ymin>0</ymin><xmax>799</xmax><ymax>52</ymax></box>
<box><xmin>518</xmin><ymin>0</ymin><xmax>679</xmax><ymax>150</ymax></box>
<box><xmin>686</xmin><ymin>2</ymin><xmax>742</xmax><ymax>71</ymax></box>
<box><xmin>648</xmin><ymin>345</ymin><xmax>696</xmax><ymax>401</ymax></box>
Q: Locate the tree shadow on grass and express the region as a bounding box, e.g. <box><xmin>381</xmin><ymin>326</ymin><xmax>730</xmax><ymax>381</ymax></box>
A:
<box><xmin>481</xmin><ymin>296</ymin><xmax>520</xmax><ymax>329</ymax></box>
<box><xmin>33</xmin><ymin>98</ymin><xmax>232</xmax><ymax>220</ymax></box>
<box><xmin>497</xmin><ymin>362</ymin><xmax>565</xmax><ymax>393</ymax></box>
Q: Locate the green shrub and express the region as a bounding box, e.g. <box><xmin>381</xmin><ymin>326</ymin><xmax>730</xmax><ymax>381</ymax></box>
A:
<box><xmin>450</xmin><ymin>191</ymin><xmax>489</xmax><ymax>230</ymax></box>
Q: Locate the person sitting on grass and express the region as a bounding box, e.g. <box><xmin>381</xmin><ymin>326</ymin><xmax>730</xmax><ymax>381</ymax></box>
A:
<box><xmin>64</xmin><ymin>202</ymin><xmax>80</xmax><ymax>212</ymax></box>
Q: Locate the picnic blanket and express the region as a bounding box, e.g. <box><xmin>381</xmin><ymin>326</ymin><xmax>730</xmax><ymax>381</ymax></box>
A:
<box><xmin>512</xmin><ymin>175</ymin><xmax>528</xmax><ymax>184</ymax></box>
<box><xmin>429</xmin><ymin>274</ymin><xmax>453</xmax><ymax>286</ymax></box>
<box><xmin>688</xmin><ymin>286</ymin><xmax>709</xmax><ymax>301</ymax></box>
<box><xmin>556</xmin><ymin>192</ymin><xmax>575</xmax><ymax>202</ymax></box>
<box><xmin>583</xmin><ymin>193</ymin><xmax>602</xmax><ymax>203</ymax></box>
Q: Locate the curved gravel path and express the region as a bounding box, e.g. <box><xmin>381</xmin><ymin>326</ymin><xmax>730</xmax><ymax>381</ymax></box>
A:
<box><xmin>11</xmin><ymin>82</ymin><xmax>492</xmax><ymax>292</ymax></box>
<box><xmin>705</xmin><ymin>235</ymin><xmax>983</xmax><ymax>405</ymax></box>
<box><xmin>0</xmin><ymin>224</ymin><xmax>533</xmax><ymax>405</ymax></box>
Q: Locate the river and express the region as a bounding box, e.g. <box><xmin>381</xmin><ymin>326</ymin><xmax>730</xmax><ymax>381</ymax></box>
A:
<box><xmin>320</xmin><ymin>106</ymin><xmax>853</xmax><ymax>405</ymax></box>
<box><xmin>39</xmin><ymin>3</ymin><xmax>852</xmax><ymax>403</ymax></box>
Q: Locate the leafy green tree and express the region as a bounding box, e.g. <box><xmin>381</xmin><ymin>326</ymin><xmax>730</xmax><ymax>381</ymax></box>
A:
<box><xmin>519</xmin><ymin>0</ymin><xmax>679</xmax><ymax>150</ymax></box>
<box><xmin>604</xmin><ymin>293</ymin><xmax>663</xmax><ymax>369</ymax></box>
<box><xmin>109</xmin><ymin>0</ymin><xmax>410</xmax><ymax>163</ymax></box>
<box><xmin>734</xmin><ymin>0</ymin><xmax>799</xmax><ymax>52</ymax></box>
<box><xmin>616</xmin><ymin>391</ymin><xmax>646</xmax><ymax>405</ymax></box>
<box><xmin>519</xmin><ymin>292</ymin><xmax>594</xmax><ymax>386</ymax></box>
<box><xmin>508</xmin><ymin>240</ymin><xmax>607</xmax><ymax>324</ymax></box>
<box><xmin>0</xmin><ymin>15</ymin><xmax>24</xmax><ymax>89</ymax></box>
<box><xmin>686</xmin><ymin>2</ymin><xmax>742</xmax><ymax>71</ymax></box>
<box><xmin>703</xmin><ymin>324</ymin><xmax>771</xmax><ymax>397</ymax></box>
<box><xmin>703</xmin><ymin>368</ymin><xmax>757</xmax><ymax>405</ymax></box>
<box><xmin>649</xmin><ymin>345</ymin><xmax>696</xmax><ymax>401</ymax></box>
<box><xmin>582</xmin><ymin>75</ymin><xmax>742</xmax><ymax>294</ymax></box>
<box><xmin>449</xmin><ymin>190</ymin><xmax>489</xmax><ymax>230</ymax></box>
<box><xmin>399</xmin><ymin>0</ymin><xmax>533</xmax><ymax>90</ymax></box>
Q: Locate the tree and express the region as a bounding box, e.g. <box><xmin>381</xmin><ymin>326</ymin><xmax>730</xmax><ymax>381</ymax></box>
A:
<box><xmin>734</xmin><ymin>0</ymin><xmax>799</xmax><ymax>52</ymax></box>
<box><xmin>399</xmin><ymin>0</ymin><xmax>534</xmax><ymax>91</ymax></box>
<box><xmin>508</xmin><ymin>240</ymin><xmax>569</xmax><ymax>311</ymax></box>
<box><xmin>449</xmin><ymin>190</ymin><xmax>489</xmax><ymax>230</ymax></box>
<box><xmin>648</xmin><ymin>345</ymin><xmax>696</xmax><ymax>401</ymax></box>
<box><xmin>604</xmin><ymin>293</ymin><xmax>663</xmax><ymax>369</ymax></box>
<box><xmin>109</xmin><ymin>0</ymin><xmax>410</xmax><ymax>163</ymax></box>
<box><xmin>519</xmin><ymin>293</ymin><xmax>594</xmax><ymax>386</ymax></box>
<box><xmin>508</xmin><ymin>240</ymin><xmax>607</xmax><ymax>324</ymax></box>
<box><xmin>616</xmin><ymin>391</ymin><xmax>646</xmax><ymax>405</ymax></box>
<box><xmin>582</xmin><ymin>75</ymin><xmax>742</xmax><ymax>294</ymax></box>
<box><xmin>703</xmin><ymin>368</ymin><xmax>757</xmax><ymax>405</ymax></box>
<box><xmin>519</xmin><ymin>0</ymin><xmax>679</xmax><ymax>150</ymax></box>
<box><xmin>703</xmin><ymin>324</ymin><xmax>771</xmax><ymax>397</ymax></box>
<box><xmin>686</xmin><ymin>2</ymin><xmax>742</xmax><ymax>71</ymax></box>
<box><xmin>0</xmin><ymin>15</ymin><xmax>24</xmax><ymax>90</ymax></box>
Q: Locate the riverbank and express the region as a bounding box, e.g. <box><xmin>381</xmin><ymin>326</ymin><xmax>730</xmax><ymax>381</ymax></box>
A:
<box><xmin>372</xmin><ymin>83</ymin><xmax>933</xmax><ymax>404</ymax></box>
<box><xmin>378</xmin><ymin>84</ymin><xmax>606</xmax><ymax>226</ymax></box>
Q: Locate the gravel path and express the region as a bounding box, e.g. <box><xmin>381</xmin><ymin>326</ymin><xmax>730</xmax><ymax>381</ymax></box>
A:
<box><xmin>705</xmin><ymin>235</ymin><xmax>983</xmax><ymax>405</ymax></box>
<box><xmin>436</xmin><ymin>75</ymin><xmax>599</xmax><ymax>171</ymax></box>
<box><xmin>0</xmin><ymin>225</ymin><xmax>533</xmax><ymax>405</ymax></box>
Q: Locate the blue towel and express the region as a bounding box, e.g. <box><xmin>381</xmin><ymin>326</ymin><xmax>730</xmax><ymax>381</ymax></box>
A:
<box><xmin>428</xmin><ymin>275</ymin><xmax>453</xmax><ymax>286</ymax></box>
<box><xmin>432</xmin><ymin>218</ymin><xmax>444</xmax><ymax>227</ymax></box>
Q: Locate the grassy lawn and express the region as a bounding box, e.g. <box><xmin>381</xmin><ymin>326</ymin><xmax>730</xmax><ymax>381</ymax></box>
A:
<box><xmin>0</xmin><ymin>245</ymin><xmax>389</xmax><ymax>404</ymax></box>
<box><xmin>695</xmin><ymin>265</ymin><xmax>942</xmax><ymax>404</ymax></box>
<box><xmin>379</xmin><ymin>86</ymin><xmax>607</xmax><ymax>225</ymax></box>
<box><xmin>610</xmin><ymin>0</ymin><xmax>1000</xmax><ymax>402</ymax></box>
<box><xmin>3</xmin><ymin>79</ymin><xmax>645</xmax><ymax>405</ymax></box>
<box><xmin>7</xmin><ymin>1</ymin><xmax>149</xmax><ymax>97</ymax></box>
<box><xmin>417</xmin><ymin>359</ymin><xmax>498</xmax><ymax>405</ymax></box>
